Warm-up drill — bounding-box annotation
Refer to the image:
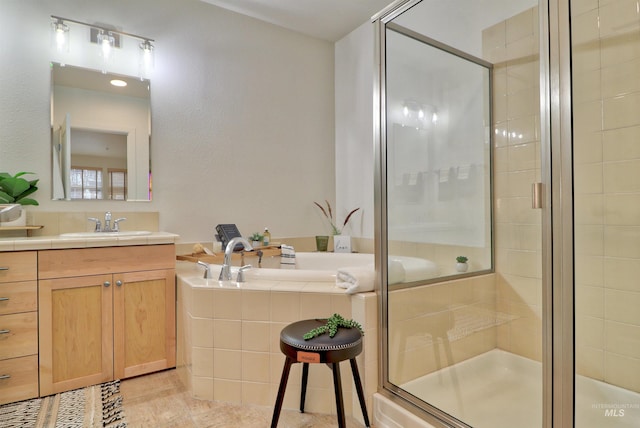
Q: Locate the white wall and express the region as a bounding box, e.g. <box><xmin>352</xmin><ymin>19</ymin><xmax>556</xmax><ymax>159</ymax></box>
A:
<box><xmin>334</xmin><ymin>22</ymin><xmax>375</xmax><ymax>239</ymax></box>
<box><xmin>0</xmin><ymin>0</ymin><xmax>339</xmax><ymax>243</ymax></box>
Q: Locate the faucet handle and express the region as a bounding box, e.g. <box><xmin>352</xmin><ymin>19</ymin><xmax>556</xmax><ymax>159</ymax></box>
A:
<box><xmin>105</xmin><ymin>211</ymin><xmax>112</xmax><ymax>221</ymax></box>
<box><xmin>237</xmin><ymin>265</ymin><xmax>252</xmax><ymax>283</ymax></box>
<box><xmin>88</xmin><ymin>217</ymin><xmax>101</xmax><ymax>232</ymax></box>
<box><xmin>113</xmin><ymin>217</ymin><xmax>127</xmax><ymax>232</ymax></box>
<box><xmin>197</xmin><ymin>261</ymin><xmax>211</xmax><ymax>279</ymax></box>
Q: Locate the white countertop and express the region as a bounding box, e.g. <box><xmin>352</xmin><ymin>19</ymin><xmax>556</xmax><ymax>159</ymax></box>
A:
<box><xmin>0</xmin><ymin>232</ymin><xmax>179</xmax><ymax>251</ymax></box>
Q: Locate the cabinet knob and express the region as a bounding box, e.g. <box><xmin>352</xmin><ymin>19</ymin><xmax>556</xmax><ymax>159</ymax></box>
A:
<box><xmin>116</xmin><ymin>280</ymin><xmax>123</xmax><ymax>287</ymax></box>
<box><xmin>0</xmin><ymin>374</ymin><xmax>11</xmax><ymax>380</ymax></box>
<box><xmin>104</xmin><ymin>281</ymin><xmax>111</xmax><ymax>287</ymax></box>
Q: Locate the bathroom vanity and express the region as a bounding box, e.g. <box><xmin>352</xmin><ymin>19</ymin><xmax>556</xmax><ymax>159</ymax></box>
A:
<box><xmin>0</xmin><ymin>232</ymin><xmax>178</xmax><ymax>404</ymax></box>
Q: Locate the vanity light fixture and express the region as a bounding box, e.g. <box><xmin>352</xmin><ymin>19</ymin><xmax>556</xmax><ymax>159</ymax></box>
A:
<box><xmin>138</xmin><ymin>39</ymin><xmax>154</xmax><ymax>79</ymax></box>
<box><xmin>51</xmin><ymin>18</ymin><xmax>70</xmax><ymax>53</ymax></box>
<box><xmin>50</xmin><ymin>16</ymin><xmax>155</xmax><ymax>76</ymax></box>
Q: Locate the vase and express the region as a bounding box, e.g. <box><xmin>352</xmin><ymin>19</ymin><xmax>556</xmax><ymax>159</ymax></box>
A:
<box><xmin>334</xmin><ymin>235</ymin><xmax>351</xmax><ymax>253</ymax></box>
<box><xmin>0</xmin><ymin>208</ymin><xmax>27</xmax><ymax>227</ymax></box>
<box><xmin>455</xmin><ymin>262</ymin><xmax>468</xmax><ymax>273</ymax></box>
<box><xmin>315</xmin><ymin>235</ymin><xmax>329</xmax><ymax>252</ymax></box>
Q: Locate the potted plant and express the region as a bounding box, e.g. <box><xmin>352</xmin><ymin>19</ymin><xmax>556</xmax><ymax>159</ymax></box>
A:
<box><xmin>249</xmin><ymin>232</ymin><xmax>263</xmax><ymax>247</ymax></box>
<box><xmin>455</xmin><ymin>256</ymin><xmax>469</xmax><ymax>273</ymax></box>
<box><xmin>0</xmin><ymin>172</ymin><xmax>39</xmax><ymax>226</ymax></box>
<box><xmin>314</xmin><ymin>200</ymin><xmax>360</xmax><ymax>253</ymax></box>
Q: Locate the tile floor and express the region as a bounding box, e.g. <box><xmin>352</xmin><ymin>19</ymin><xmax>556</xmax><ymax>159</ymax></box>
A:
<box><xmin>120</xmin><ymin>369</ymin><xmax>366</xmax><ymax>427</ymax></box>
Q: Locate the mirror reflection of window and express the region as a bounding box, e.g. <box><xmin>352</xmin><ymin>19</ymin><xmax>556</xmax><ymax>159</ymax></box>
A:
<box><xmin>70</xmin><ymin>167</ymin><xmax>103</xmax><ymax>200</ymax></box>
<box><xmin>108</xmin><ymin>169</ymin><xmax>127</xmax><ymax>200</ymax></box>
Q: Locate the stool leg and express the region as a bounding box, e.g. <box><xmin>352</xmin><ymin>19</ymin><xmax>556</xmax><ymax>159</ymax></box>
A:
<box><xmin>271</xmin><ymin>357</ymin><xmax>294</xmax><ymax>428</ymax></box>
<box><xmin>300</xmin><ymin>362</ymin><xmax>309</xmax><ymax>413</ymax></box>
<box><xmin>331</xmin><ymin>362</ymin><xmax>346</xmax><ymax>428</ymax></box>
<box><xmin>350</xmin><ymin>358</ymin><xmax>371</xmax><ymax>427</ymax></box>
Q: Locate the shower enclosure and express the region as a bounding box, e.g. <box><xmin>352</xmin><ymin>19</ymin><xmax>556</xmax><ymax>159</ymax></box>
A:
<box><xmin>375</xmin><ymin>0</ymin><xmax>640</xmax><ymax>427</ymax></box>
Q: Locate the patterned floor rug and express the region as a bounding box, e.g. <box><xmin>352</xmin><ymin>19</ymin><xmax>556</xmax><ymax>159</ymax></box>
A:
<box><xmin>0</xmin><ymin>380</ymin><xmax>127</xmax><ymax>428</ymax></box>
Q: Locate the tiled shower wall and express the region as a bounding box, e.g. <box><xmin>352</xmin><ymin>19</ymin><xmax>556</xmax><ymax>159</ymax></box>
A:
<box><xmin>572</xmin><ymin>0</ymin><xmax>640</xmax><ymax>393</ymax></box>
<box><xmin>486</xmin><ymin>7</ymin><xmax>543</xmax><ymax>363</ymax></box>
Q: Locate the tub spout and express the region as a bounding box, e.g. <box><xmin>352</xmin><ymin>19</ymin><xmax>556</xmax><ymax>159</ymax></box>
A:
<box><xmin>219</xmin><ymin>237</ymin><xmax>253</xmax><ymax>281</ymax></box>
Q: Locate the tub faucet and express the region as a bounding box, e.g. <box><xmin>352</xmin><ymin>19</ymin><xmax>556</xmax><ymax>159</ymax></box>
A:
<box><xmin>219</xmin><ymin>237</ymin><xmax>253</xmax><ymax>281</ymax></box>
<box><xmin>197</xmin><ymin>261</ymin><xmax>211</xmax><ymax>279</ymax></box>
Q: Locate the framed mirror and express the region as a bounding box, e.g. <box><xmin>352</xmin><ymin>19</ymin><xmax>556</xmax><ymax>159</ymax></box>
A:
<box><xmin>51</xmin><ymin>63</ymin><xmax>151</xmax><ymax>201</ymax></box>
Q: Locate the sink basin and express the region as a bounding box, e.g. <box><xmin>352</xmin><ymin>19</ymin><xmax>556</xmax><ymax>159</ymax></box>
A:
<box><xmin>59</xmin><ymin>231</ymin><xmax>152</xmax><ymax>238</ymax></box>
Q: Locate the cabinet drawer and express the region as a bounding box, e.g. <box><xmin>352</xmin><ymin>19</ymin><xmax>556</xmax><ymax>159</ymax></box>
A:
<box><xmin>0</xmin><ymin>281</ymin><xmax>37</xmax><ymax>315</ymax></box>
<box><xmin>39</xmin><ymin>244</ymin><xmax>175</xmax><ymax>279</ymax></box>
<box><xmin>0</xmin><ymin>252</ymin><xmax>37</xmax><ymax>283</ymax></box>
<box><xmin>0</xmin><ymin>355</ymin><xmax>39</xmax><ymax>405</ymax></box>
<box><xmin>0</xmin><ymin>312</ymin><xmax>38</xmax><ymax>360</ymax></box>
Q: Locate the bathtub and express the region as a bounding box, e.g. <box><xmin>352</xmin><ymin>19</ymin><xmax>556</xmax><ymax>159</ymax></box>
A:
<box><xmin>212</xmin><ymin>251</ymin><xmax>439</xmax><ymax>283</ymax></box>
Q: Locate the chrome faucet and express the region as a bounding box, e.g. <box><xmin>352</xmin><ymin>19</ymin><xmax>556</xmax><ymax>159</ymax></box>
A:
<box><xmin>87</xmin><ymin>211</ymin><xmax>127</xmax><ymax>232</ymax></box>
<box><xmin>219</xmin><ymin>237</ymin><xmax>253</xmax><ymax>281</ymax></box>
<box><xmin>104</xmin><ymin>211</ymin><xmax>112</xmax><ymax>231</ymax></box>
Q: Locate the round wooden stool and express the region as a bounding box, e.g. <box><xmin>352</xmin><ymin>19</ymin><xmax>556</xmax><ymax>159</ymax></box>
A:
<box><xmin>270</xmin><ymin>318</ymin><xmax>370</xmax><ymax>428</ymax></box>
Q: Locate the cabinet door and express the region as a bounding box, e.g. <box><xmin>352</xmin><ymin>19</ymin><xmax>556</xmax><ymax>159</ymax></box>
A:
<box><xmin>113</xmin><ymin>269</ymin><xmax>175</xmax><ymax>379</ymax></box>
<box><xmin>39</xmin><ymin>274</ymin><xmax>113</xmax><ymax>396</ymax></box>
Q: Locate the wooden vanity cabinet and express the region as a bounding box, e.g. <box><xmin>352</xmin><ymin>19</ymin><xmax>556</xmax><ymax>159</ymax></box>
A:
<box><xmin>0</xmin><ymin>251</ymin><xmax>39</xmax><ymax>405</ymax></box>
<box><xmin>38</xmin><ymin>245</ymin><xmax>175</xmax><ymax>396</ymax></box>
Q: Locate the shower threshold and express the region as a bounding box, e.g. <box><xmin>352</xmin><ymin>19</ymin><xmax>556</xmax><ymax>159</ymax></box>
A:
<box><xmin>401</xmin><ymin>349</ymin><xmax>639</xmax><ymax>428</ymax></box>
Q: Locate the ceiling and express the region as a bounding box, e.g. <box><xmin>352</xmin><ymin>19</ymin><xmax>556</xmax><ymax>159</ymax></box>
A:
<box><xmin>200</xmin><ymin>0</ymin><xmax>395</xmax><ymax>42</ymax></box>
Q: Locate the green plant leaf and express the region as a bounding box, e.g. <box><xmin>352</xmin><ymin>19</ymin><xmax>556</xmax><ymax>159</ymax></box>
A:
<box><xmin>0</xmin><ymin>177</ymin><xmax>29</xmax><ymax>197</ymax></box>
<box><xmin>17</xmin><ymin>198</ymin><xmax>38</xmax><ymax>206</ymax></box>
<box><xmin>0</xmin><ymin>190</ymin><xmax>15</xmax><ymax>203</ymax></box>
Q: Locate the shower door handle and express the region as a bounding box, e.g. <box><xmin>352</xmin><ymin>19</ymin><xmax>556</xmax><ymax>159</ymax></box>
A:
<box><xmin>532</xmin><ymin>182</ymin><xmax>543</xmax><ymax>209</ymax></box>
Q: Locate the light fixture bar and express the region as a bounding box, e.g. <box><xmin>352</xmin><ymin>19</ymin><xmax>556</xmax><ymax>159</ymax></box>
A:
<box><xmin>50</xmin><ymin>15</ymin><xmax>154</xmax><ymax>43</ymax></box>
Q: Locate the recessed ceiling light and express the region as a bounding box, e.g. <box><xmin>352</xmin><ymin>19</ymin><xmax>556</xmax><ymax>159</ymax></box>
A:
<box><xmin>110</xmin><ymin>79</ymin><xmax>127</xmax><ymax>87</ymax></box>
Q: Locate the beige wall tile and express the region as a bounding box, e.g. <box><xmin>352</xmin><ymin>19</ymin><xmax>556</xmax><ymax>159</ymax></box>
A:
<box><xmin>603</xmin><ymin>126</ymin><xmax>640</xmax><ymax>161</ymax></box>
<box><xmin>300</xmin><ymin>293</ymin><xmax>332</xmax><ymax>319</ymax></box>
<box><xmin>574</xmin><ymin>225</ymin><xmax>603</xmax><ymax>256</ymax></box>
<box><xmin>604</xmin><ymin>193</ymin><xmax>640</xmax><ymax>225</ymax></box>
<box><xmin>191</xmin><ymin>289</ymin><xmax>214</xmax><ymax>319</ymax></box>
<box><xmin>506</xmin><ymin>8</ymin><xmax>534</xmax><ymax>43</ymax></box>
<box><xmin>598</xmin><ymin>0</ymin><xmax>640</xmax><ymax>39</ymax></box>
<box><xmin>270</xmin><ymin>291</ymin><xmax>300</xmax><ymax>322</ymax></box>
<box><xmin>573</xmin><ymin>68</ymin><xmax>601</xmax><ymax>103</ymax></box>
<box><xmin>576</xmin><ymin>315</ymin><xmax>604</xmax><ymax>348</ymax></box>
<box><xmin>214</xmin><ymin>379</ymin><xmax>242</xmax><ymax>403</ymax></box>
<box><xmin>576</xmin><ymin>345</ymin><xmax>604</xmax><ymax>380</ymax></box>
<box><xmin>192</xmin><ymin>347</ymin><xmax>214</xmax><ymax>377</ymax></box>
<box><xmin>242</xmin><ymin>290</ymin><xmax>270</xmax><ymax>321</ymax></box>
<box><xmin>213</xmin><ymin>319</ymin><xmax>241</xmax><ymax>350</ymax></box>
<box><xmin>214</xmin><ymin>289</ymin><xmax>242</xmax><ymax>320</ymax></box>
<box><xmin>574</xmin><ymin>194</ymin><xmax>604</xmax><ymax>225</ymax></box>
<box><xmin>604</xmin><ymin>258</ymin><xmax>640</xmax><ymax>292</ymax></box>
<box><xmin>605</xmin><ymin>352</ymin><xmax>640</xmax><ymax>393</ymax></box>
<box><xmin>604</xmin><ymin>93</ymin><xmax>640</xmax><ymax>130</ymax></box>
<box><xmin>604</xmin><ymin>226</ymin><xmax>640</xmax><ymax>258</ymax></box>
<box><xmin>570</xmin><ymin>8</ymin><xmax>600</xmax><ymax>45</ymax></box>
<box><xmin>575</xmin><ymin>255</ymin><xmax>604</xmax><ymax>287</ymax></box>
<box><xmin>242</xmin><ymin>321</ymin><xmax>270</xmax><ymax>352</ymax></box>
<box><xmin>605</xmin><ymin>320</ymin><xmax>640</xmax><ymax>359</ymax></box>
<box><xmin>605</xmin><ymin>289</ymin><xmax>640</xmax><ymax>325</ymax></box>
<box><xmin>213</xmin><ymin>349</ymin><xmax>242</xmax><ymax>380</ymax></box>
<box><xmin>242</xmin><ymin>351</ymin><xmax>270</xmax><ymax>382</ymax></box>
<box><xmin>192</xmin><ymin>318</ymin><xmax>214</xmax><ymax>348</ymax></box>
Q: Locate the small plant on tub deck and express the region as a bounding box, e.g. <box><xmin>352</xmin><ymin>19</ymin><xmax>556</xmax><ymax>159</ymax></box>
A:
<box><xmin>0</xmin><ymin>172</ymin><xmax>39</xmax><ymax>205</ymax></box>
<box><xmin>314</xmin><ymin>200</ymin><xmax>360</xmax><ymax>235</ymax></box>
<box><xmin>249</xmin><ymin>232</ymin><xmax>263</xmax><ymax>243</ymax></box>
<box><xmin>303</xmin><ymin>313</ymin><xmax>364</xmax><ymax>340</ymax></box>
<box><xmin>456</xmin><ymin>256</ymin><xmax>468</xmax><ymax>264</ymax></box>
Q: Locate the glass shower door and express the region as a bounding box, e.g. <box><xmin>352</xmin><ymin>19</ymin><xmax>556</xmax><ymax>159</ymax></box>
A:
<box><xmin>379</xmin><ymin>1</ymin><xmax>544</xmax><ymax>427</ymax></box>
<box><xmin>570</xmin><ymin>0</ymin><xmax>640</xmax><ymax>426</ymax></box>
